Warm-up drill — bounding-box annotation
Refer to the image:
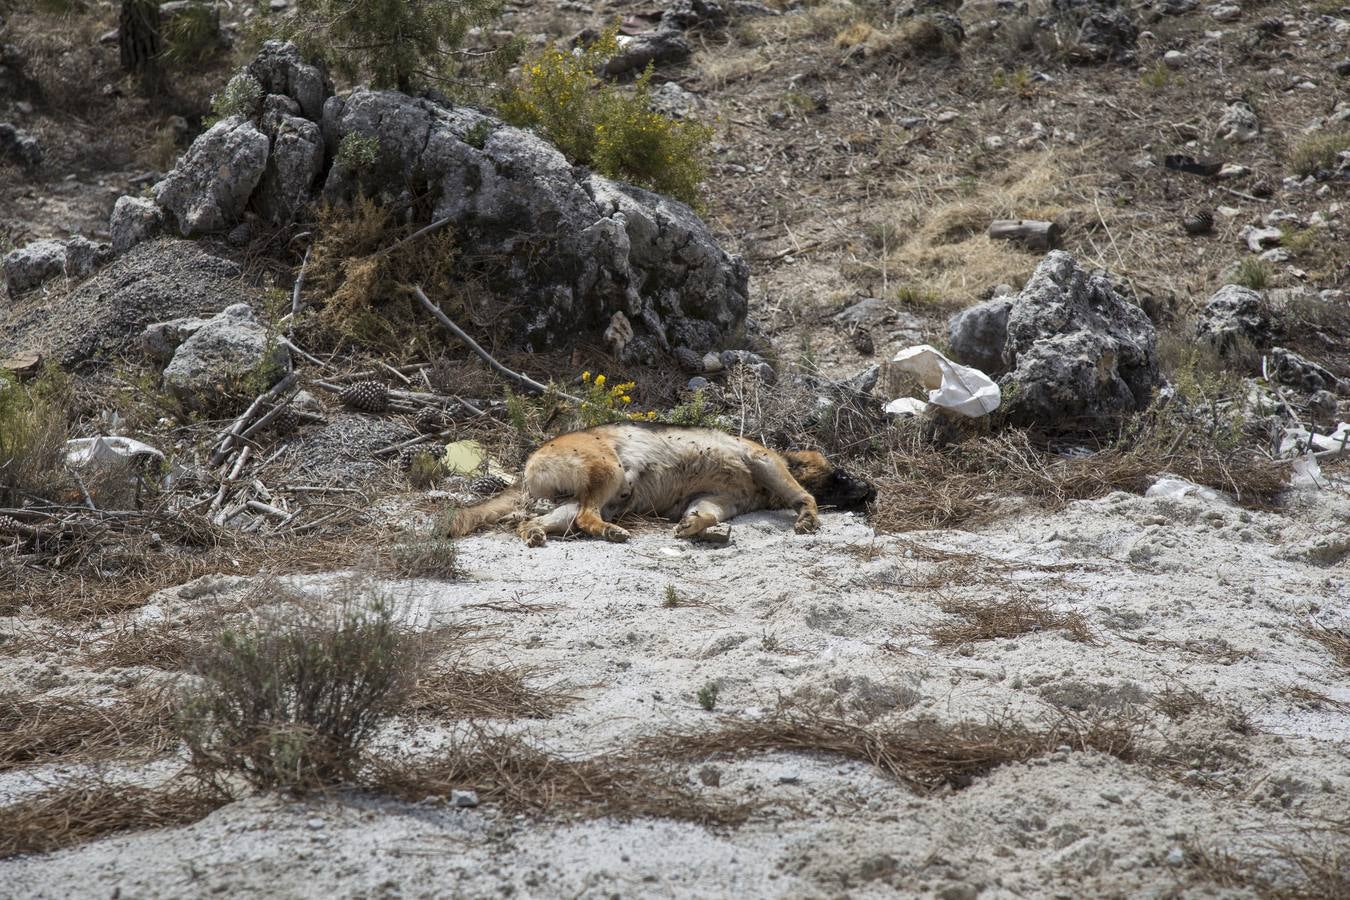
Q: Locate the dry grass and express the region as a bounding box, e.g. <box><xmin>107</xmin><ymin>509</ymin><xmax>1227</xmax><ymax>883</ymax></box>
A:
<box><xmin>650</xmin><ymin>705</ymin><xmax>1144</xmax><ymax>793</ymax></box>
<box><xmin>85</xmin><ymin>624</ymin><xmax>210</xmax><ymax>671</ymax></box>
<box><xmin>1302</xmin><ymin>622</ymin><xmax>1350</xmax><ymax>671</ymax></box>
<box><xmin>929</xmin><ymin>595</ymin><xmax>1096</xmax><ymax>647</ymax></box>
<box><xmin>868</xmin><ymin>425</ymin><xmax>1288</xmax><ymax>532</ymax></box>
<box><xmin>1284</xmin><ymin>686</ymin><xmax>1350</xmax><ymax>714</ymax></box>
<box><xmin>408</xmin><ymin>665</ymin><xmax>573</xmax><ymax>720</ymax></box>
<box><xmin>1152</xmin><ymin>685</ymin><xmax>1207</xmax><ymax>721</ymax></box>
<box><xmin>0</xmin><ymin>780</ymin><xmax>225</xmax><ymax>860</ymax></box>
<box><xmin>373</xmin><ymin>729</ymin><xmax>750</xmax><ymax>826</ymax></box>
<box><xmin>0</xmin><ymin>691</ymin><xmax>177</xmax><ymax>772</ymax></box>
<box><xmin>1185</xmin><ymin>834</ymin><xmax>1350</xmax><ymax>900</ymax></box>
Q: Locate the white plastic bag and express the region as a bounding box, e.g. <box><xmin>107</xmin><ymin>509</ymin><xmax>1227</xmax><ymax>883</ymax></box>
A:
<box><xmin>888</xmin><ymin>344</ymin><xmax>1001</xmax><ymax>418</ymax></box>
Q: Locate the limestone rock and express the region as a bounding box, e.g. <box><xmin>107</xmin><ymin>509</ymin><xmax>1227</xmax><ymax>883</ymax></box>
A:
<box><xmin>162</xmin><ymin>303</ymin><xmax>290</xmax><ymax>405</ymax></box>
<box><xmin>1195</xmin><ymin>284</ymin><xmax>1270</xmax><ymax>352</ymax></box>
<box><xmin>947</xmin><ymin>297</ymin><xmax>1014</xmax><ymax>376</ymax></box>
<box><xmin>256</xmin><ymin>95</ymin><xmax>324</xmax><ymax>224</ymax></box>
<box><xmin>153</xmin><ymin>116</ymin><xmax>270</xmax><ymax>236</ymax></box>
<box><xmin>3</xmin><ymin>239</ymin><xmax>66</xmax><ymax>298</ymax></box>
<box><xmin>999</xmin><ymin>251</ymin><xmax>1161</xmax><ymax>431</ymax></box>
<box><xmin>110</xmin><ymin>196</ymin><xmax>165</xmax><ymax>254</ymax></box>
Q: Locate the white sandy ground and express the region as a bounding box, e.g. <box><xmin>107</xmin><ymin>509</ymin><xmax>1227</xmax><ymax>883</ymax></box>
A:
<box><xmin>2</xmin><ymin>481</ymin><xmax>1349</xmax><ymax>899</ymax></box>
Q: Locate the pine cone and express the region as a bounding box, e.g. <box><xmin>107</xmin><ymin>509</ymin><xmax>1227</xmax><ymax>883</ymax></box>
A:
<box><xmin>414</xmin><ymin>406</ymin><xmax>447</xmax><ymax>434</ymax></box>
<box><xmin>1250</xmin><ymin>178</ymin><xmax>1273</xmax><ymax>198</ymax></box>
<box><xmin>271</xmin><ymin>406</ymin><xmax>299</xmax><ymax>436</ymax></box>
<box><xmin>0</xmin><ymin>515</ymin><xmax>23</xmax><ymax>534</ymax></box>
<box><xmin>1256</xmin><ymin>17</ymin><xmax>1284</xmax><ymax>34</ymax></box>
<box><xmin>1182</xmin><ymin>210</ymin><xmax>1213</xmax><ymax>235</ymax></box>
<box><xmin>850</xmin><ymin>328</ymin><xmax>875</xmax><ymax>357</ymax></box>
<box><xmin>469</xmin><ymin>474</ymin><xmax>508</xmax><ymax>496</ymax></box>
<box><xmin>340</xmin><ymin>380</ymin><xmax>389</xmax><ymax>413</ymax></box>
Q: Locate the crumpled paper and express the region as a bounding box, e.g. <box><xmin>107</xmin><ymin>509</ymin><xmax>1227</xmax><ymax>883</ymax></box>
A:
<box><xmin>886</xmin><ymin>344</ymin><xmax>1001</xmax><ymax>418</ymax></box>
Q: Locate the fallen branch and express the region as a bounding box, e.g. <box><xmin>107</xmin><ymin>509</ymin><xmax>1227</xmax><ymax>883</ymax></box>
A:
<box><xmin>411</xmin><ymin>286</ymin><xmax>578</xmax><ymax>402</ymax></box>
<box><xmin>291</xmin><ymin>245</ymin><xmax>311</xmax><ymax>318</ymax></box>
<box><xmin>374</xmin><ymin>215</ymin><xmax>454</xmax><ymax>261</ymax></box>
<box><xmin>211</xmin><ymin>372</ymin><xmax>300</xmax><ymax>466</ymax></box>
<box><xmin>374</xmin><ymin>430</ymin><xmax>452</xmax><ymax>459</ymax></box>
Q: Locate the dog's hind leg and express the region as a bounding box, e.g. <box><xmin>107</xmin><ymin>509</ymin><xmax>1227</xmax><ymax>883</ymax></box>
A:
<box><xmin>573</xmin><ymin>461</ymin><xmax>630</xmax><ymax>543</ymax></box>
<box><xmin>674</xmin><ymin>494</ymin><xmax>740</xmax><ymax>539</ymax></box>
<box><xmin>746</xmin><ymin>450</ymin><xmax>820</xmax><ymax>534</ymax></box>
<box><xmin>517</xmin><ymin>502</ymin><xmax>579</xmax><ymax>547</ymax></box>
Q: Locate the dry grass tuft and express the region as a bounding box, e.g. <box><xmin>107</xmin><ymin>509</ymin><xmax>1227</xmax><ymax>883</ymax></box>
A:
<box><xmin>373</xmin><ymin>729</ymin><xmax>750</xmax><ymax>826</ymax></box>
<box><xmin>1152</xmin><ymin>685</ymin><xmax>1207</xmax><ymax>721</ymax></box>
<box><xmin>1184</xmin><ymin>834</ymin><xmax>1350</xmax><ymax>899</ymax></box>
<box><xmin>650</xmin><ymin>705</ymin><xmax>1144</xmax><ymax>793</ymax></box>
<box><xmin>86</xmin><ymin>624</ymin><xmax>210</xmax><ymax>671</ymax></box>
<box><xmin>408</xmin><ymin>665</ymin><xmax>573</xmax><ymax>720</ymax></box>
<box><xmin>0</xmin><ymin>780</ymin><xmax>225</xmax><ymax>860</ymax></box>
<box><xmin>0</xmin><ymin>691</ymin><xmax>177</xmax><ymax>772</ymax></box>
<box><xmin>1302</xmin><ymin>622</ymin><xmax>1350</xmax><ymax>671</ymax></box>
<box><xmin>929</xmin><ymin>595</ymin><xmax>1096</xmax><ymax>647</ymax></box>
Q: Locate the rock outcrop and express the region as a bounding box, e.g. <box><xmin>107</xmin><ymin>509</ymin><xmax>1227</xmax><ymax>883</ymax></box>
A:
<box><xmin>947</xmin><ymin>297</ymin><xmax>1014</xmax><ymax>376</ymax></box>
<box><xmin>162</xmin><ymin>303</ymin><xmax>290</xmax><ymax>406</ymax></box>
<box><xmin>1195</xmin><ymin>284</ymin><xmax>1270</xmax><ymax>352</ymax></box>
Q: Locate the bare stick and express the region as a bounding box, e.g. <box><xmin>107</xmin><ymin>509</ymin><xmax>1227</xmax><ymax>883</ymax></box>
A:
<box><xmin>374</xmin><ymin>430</ymin><xmax>451</xmax><ymax>458</ymax></box>
<box><xmin>279</xmin><ymin>336</ymin><xmax>327</xmax><ymax>369</ymax></box>
<box><xmin>211</xmin><ymin>372</ymin><xmax>300</xmax><ymax>465</ymax></box>
<box><xmin>291</xmin><ymin>245</ymin><xmax>311</xmax><ymax>318</ymax></box>
<box><xmin>245</xmin><ymin>500</ymin><xmax>289</xmax><ymax>520</ymax></box>
<box><xmin>374</xmin><ymin>215</ymin><xmax>454</xmax><ymax>261</ymax></box>
<box><xmin>379</xmin><ymin>361</ymin><xmax>413</xmax><ymax>385</ymax></box>
<box><xmin>411</xmin><ymin>286</ymin><xmax>578</xmax><ymax>401</ymax></box>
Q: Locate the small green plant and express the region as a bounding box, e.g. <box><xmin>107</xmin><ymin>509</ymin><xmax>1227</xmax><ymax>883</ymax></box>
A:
<box><xmin>664</xmin><ymin>387</ymin><xmax>722</xmax><ymax>429</ymax></box>
<box><xmin>0</xmin><ymin>366</ymin><xmax>71</xmax><ymax>506</ymax></box>
<box><xmin>177</xmin><ymin>586</ymin><xmax>418</xmax><ymax>790</ymax></box>
<box><xmin>1139</xmin><ymin>62</ymin><xmax>1174</xmax><ymax>91</ymax></box>
<box><xmin>385</xmin><ymin>534</ymin><xmax>461</xmax><ymax>580</ymax></box>
<box><xmin>1289</xmin><ymin>129</ymin><xmax>1350</xmax><ymax>178</ymax></box>
<box><xmin>1234</xmin><ymin>256</ymin><xmax>1273</xmax><ymax>291</ymax></box>
<box><xmin>992</xmin><ymin>66</ymin><xmax>1034</xmax><ymax>96</ymax></box>
<box><xmin>575</xmin><ymin>371</ymin><xmax>653</xmax><ymax>426</ymax></box>
<box><xmin>336</xmin><ymin>133</ymin><xmax>381</xmax><ymax>171</ymax></box>
<box><xmin>697</xmin><ymin>682</ymin><xmax>719</xmax><ymax>711</ymax></box>
<box><xmin>407</xmin><ymin>450</ymin><xmax>445</xmax><ymax>488</ymax></box>
<box><xmin>663</xmin><ymin>584</ymin><xmax>680</xmax><ymax>608</ymax></box>
<box><xmin>210</xmin><ymin>73</ymin><xmax>263</xmax><ymax>121</ymax></box>
<box><xmin>499</xmin><ymin>27</ymin><xmax>713</xmax><ymax>206</ymax></box>
<box><xmin>463</xmin><ymin>119</ymin><xmax>494</xmax><ymax>150</ymax></box>
<box><xmin>1280</xmin><ymin>227</ymin><xmax>1317</xmax><ymax>256</ymax></box>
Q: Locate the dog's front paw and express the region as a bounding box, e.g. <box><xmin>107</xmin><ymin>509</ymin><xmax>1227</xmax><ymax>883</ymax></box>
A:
<box><xmin>601</xmin><ymin>524</ymin><xmax>630</xmax><ymax>543</ymax></box>
<box><xmin>674</xmin><ymin>516</ymin><xmax>704</xmax><ymax>539</ymax></box>
<box><xmin>794</xmin><ymin>511</ymin><xmax>820</xmax><ymax>534</ymax></box>
<box><xmin>521</xmin><ymin>527</ymin><xmax>547</xmax><ymax>547</ymax></box>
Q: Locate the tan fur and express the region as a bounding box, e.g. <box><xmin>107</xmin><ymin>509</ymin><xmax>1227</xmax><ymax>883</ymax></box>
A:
<box><xmin>449</xmin><ymin>424</ymin><xmax>840</xmax><ymax>546</ymax></box>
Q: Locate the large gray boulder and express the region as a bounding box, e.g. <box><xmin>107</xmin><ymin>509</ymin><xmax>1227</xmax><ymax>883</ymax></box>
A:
<box><xmin>947</xmin><ymin>297</ymin><xmax>1013</xmax><ymax>375</ymax></box>
<box><xmin>153</xmin><ymin>116</ymin><xmax>270</xmax><ymax>236</ymax></box>
<box><xmin>999</xmin><ymin>251</ymin><xmax>1161</xmax><ymax>431</ymax></box>
<box><xmin>162</xmin><ymin>303</ymin><xmax>290</xmax><ymax>405</ymax></box>
<box><xmin>1195</xmin><ymin>284</ymin><xmax>1270</xmax><ymax>352</ymax></box>
<box><xmin>255</xmin><ymin>95</ymin><xmax>324</xmax><ymax>224</ymax></box>
<box><xmin>246</xmin><ymin>40</ymin><xmax>330</xmax><ymax>122</ymax></box>
<box><xmin>3</xmin><ymin>239</ymin><xmax>66</xmax><ymax>297</ymax></box>
<box><xmin>319</xmin><ymin>88</ymin><xmax>748</xmax><ymax>359</ymax></box>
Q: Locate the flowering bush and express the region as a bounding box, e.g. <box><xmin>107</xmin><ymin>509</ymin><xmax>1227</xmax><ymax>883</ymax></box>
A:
<box><xmin>575</xmin><ymin>371</ymin><xmax>658</xmax><ymax>427</ymax></box>
<box><xmin>498</xmin><ymin>28</ymin><xmax>712</xmax><ymax>207</ymax></box>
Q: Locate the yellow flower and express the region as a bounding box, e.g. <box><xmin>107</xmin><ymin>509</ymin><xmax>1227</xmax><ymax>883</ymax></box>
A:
<box><xmin>581</xmin><ymin>371</ymin><xmax>591</xmax><ymax>381</ymax></box>
<box><xmin>621</xmin><ymin>395</ymin><xmax>631</xmax><ymax>403</ymax></box>
<box><xmin>595</xmin><ymin>374</ymin><xmax>606</xmax><ymax>387</ymax></box>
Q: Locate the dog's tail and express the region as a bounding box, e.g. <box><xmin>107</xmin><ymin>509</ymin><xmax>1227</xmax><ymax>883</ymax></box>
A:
<box><xmin>446</xmin><ymin>484</ymin><xmax>525</xmax><ymax>538</ymax></box>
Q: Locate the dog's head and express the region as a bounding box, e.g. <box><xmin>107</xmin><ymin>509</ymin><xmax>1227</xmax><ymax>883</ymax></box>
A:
<box><xmin>784</xmin><ymin>451</ymin><xmax>877</xmax><ymax>511</ymax></box>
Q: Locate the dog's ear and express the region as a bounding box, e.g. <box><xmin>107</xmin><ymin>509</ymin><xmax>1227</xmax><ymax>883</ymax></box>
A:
<box><xmin>783</xmin><ymin>450</ymin><xmax>831</xmax><ymax>488</ymax></box>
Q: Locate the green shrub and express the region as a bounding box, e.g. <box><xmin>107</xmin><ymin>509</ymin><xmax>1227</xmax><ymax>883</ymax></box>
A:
<box><xmin>499</xmin><ymin>28</ymin><xmax>713</xmax><ymax>206</ymax></box>
<box><xmin>1234</xmin><ymin>257</ymin><xmax>1272</xmax><ymax>291</ymax></box>
<box><xmin>336</xmin><ymin>133</ymin><xmax>380</xmax><ymax>171</ymax></box>
<box><xmin>210</xmin><ymin>73</ymin><xmax>262</xmax><ymax>120</ymax></box>
<box><xmin>1289</xmin><ymin>129</ymin><xmax>1350</xmax><ymax>178</ymax></box>
<box><xmin>177</xmin><ymin>587</ymin><xmax>418</xmax><ymax>790</ymax></box>
<box><xmin>264</xmin><ymin>0</ymin><xmax>507</xmax><ymax>92</ymax></box>
<box><xmin>697</xmin><ymin>682</ymin><xmax>719</xmax><ymax>711</ymax></box>
<box><xmin>161</xmin><ymin>1</ymin><xmax>220</xmax><ymax>66</ymax></box>
<box><xmin>0</xmin><ymin>367</ymin><xmax>71</xmax><ymax>506</ymax></box>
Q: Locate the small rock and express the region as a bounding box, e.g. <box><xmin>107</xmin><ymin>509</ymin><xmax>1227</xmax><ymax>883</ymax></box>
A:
<box><xmin>162</xmin><ymin>303</ymin><xmax>291</xmax><ymax>406</ymax></box>
<box><xmin>306</xmin><ymin>817</ymin><xmax>325</xmax><ymax>830</ymax></box>
<box><xmin>3</xmin><ymin>239</ymin><xmax>66</xmax><ymax>298</ymax></box>
<box><xmin>648</xmin><ymin>81</ymin><xmax>700</xmax><ymax>119</ymax></box>
<box><xmin>600</xmin><ymin>30</ymin><xmax>691</xmax><ymax>78</ymax></box>
<box><xmin>1259</xmin><ymin>248</ymin><xmax>1291</xmax><ymax>263</ymax></box>
<box><xmin>1208</xmin><ymin>4</ymin><xmax>1240</xmax><ymax>22</ymax></box>
<box><xmin>1162</xmin><ymin>50</ymin><xmax>1186</xmax><ymax>68</ymax></box>
<box><xmin>701</xmin><ymin>351</ymin><xmax>724</xmax><ymax>373</ymax></box>
<box><xmin>1216</xmin><ymin>100</ymin><xmax>1259</xmax><ymax>142</ymax></box>
<box><xmin>63</xmin><ymin>236</ymin><xmax>100</xmax><ymax>279</ymax></box>
<box><xmin>1196</xmin><ymin>284</ymin><xmax>1270</xmax><ymax>352</ymax></box>
<box><xmin>451</xmin><ymin>790</ymin><xmax>479</xmax><ymax>808</ymax></box>
<box><xmin>692</xmin><ymin>523</ymin><xmax>731</xmax><ymax>545</ymax></box>
<box><xmin>687</xmin><ymin>375</ymin><xmax>711</xmax><ymax>391</ymax></box>
<box><xmin>109</xmin><ymin>196</ymin><xmax>165</xmax><ymax>254</ymax></box>
<box><xmin>1215</xmin><ymin>163</ymin><xmax>1249</xmax><ymax>179</ymax></box>
<box><xmin>1166</xmin><ymin>846</ymin><xmax>1186</xmax><ymax>866</ymax></box>
<box><xmin>697</xmin><ymin>765</ymin><xmax>722</xmax><ymax>787</ymax></box>
<box><xmin>1336</xmin><ymin>60</ymin><xmax>1350</xmax><ymax>77</ymax></box>
<box><xmin>947</xmin><ymin>297</ymin><xmax>1013</xmax><ymax>376</ymax></box>
<box><xmin>1240</xmin><ymin>225</ymin><xmax>1282</xmax><ymax>252</ymax></box>
<box><xmin>0</xmin><ymin>122</ymin><xmax>42</xmax><ymax>170</ymax></box>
